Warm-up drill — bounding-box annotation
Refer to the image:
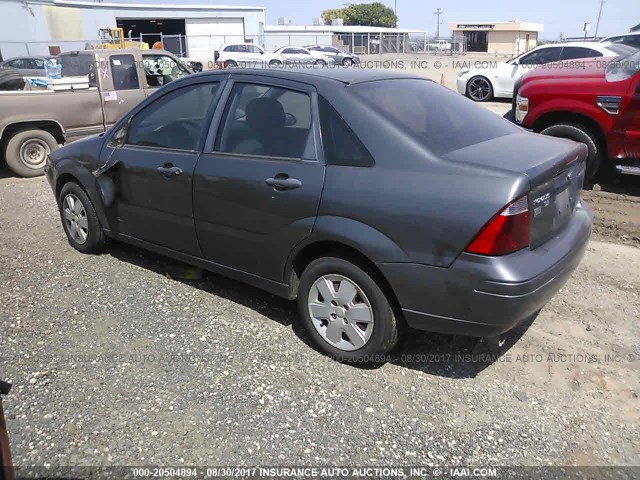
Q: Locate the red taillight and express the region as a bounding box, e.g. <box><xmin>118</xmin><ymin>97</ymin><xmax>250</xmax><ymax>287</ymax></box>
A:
<box><xmin>466</xmin><ymin>195</ymin><xmax>530</xmax><ymax>256</ymax></box>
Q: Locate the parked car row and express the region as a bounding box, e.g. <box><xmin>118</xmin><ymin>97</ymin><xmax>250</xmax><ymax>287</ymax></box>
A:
<box><xmin>455</xmin><ymin>35</ymin><xmax>639</xmax><ymax>184</ymax></box>
<box><xmin>214</xmin><ymin>43</ymin><xmax>360</xmax><ymax>68</ymax></box>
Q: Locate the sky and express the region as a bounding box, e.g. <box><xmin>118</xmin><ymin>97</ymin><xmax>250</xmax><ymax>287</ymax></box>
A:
<box><xmin>145</xmin><ymin>0</ymin><xmax>639</xmax><ymax>40</ymax></box>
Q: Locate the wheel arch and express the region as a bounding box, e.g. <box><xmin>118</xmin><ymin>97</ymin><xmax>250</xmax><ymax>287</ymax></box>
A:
<box><xmin>0</xmin><ymin>120</ymin><xmax>65</xmax><ymax>146</ymax></box>
<box><xmin>531</xmin><ymin>110</ymin><xmax>607</xmax><ymax>152</ymax></box>
<box><xmin>53</xmin><ymin>162</ymin><xmax>112</xmax><ymax>232</ymax></box>
<box><xmin>285</xmin><ymin>240</ymin><xmax>403</xmax><ymax>322</ymax></box>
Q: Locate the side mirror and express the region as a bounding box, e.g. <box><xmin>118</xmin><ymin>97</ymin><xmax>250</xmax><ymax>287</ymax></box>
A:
<box><xmin>88</xmin><ymin>71</ymin><xmax>96</xmax><ymax>87</ymax></box>
<box><xmin>284</xmin><ymin>112</ymin><xmax>297</xmax><ymax>126</ymax></box>
<box><xmin>110</xmin><ymin>121</ymin><xmax>129</xmax><ymax>147</ymax></box>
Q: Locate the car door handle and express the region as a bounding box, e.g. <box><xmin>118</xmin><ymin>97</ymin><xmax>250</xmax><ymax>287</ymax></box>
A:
<box><xmin>265</xmin><ymin>176</ymin><xmax>302</xmax><ymax>190</ymax></box>
<box><xmin>157</xmin><ymin>165</ymin><xmax>183</xmax><ymax>177</ymax></box>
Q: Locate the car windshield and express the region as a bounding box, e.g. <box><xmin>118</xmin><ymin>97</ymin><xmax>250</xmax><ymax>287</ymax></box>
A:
<box><xmin>605</xmin><ymin>49</ymin><xmax>640</xmax><ymax>81</ymax></box>
<box><xmin>606</xmin><ymin>44</ymin><xmax>637</xmax><ymax>57</ymax></box>
<box><xmin>351</xmin><ymin>78</ymin><xmax>518</xmax><ymax>156</ymax></box>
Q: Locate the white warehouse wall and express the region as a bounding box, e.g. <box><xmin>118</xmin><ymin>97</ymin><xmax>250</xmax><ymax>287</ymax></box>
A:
<box><xmin>0</xmin><ymin>0</ymin><xmax>265</xmax><ymax>59</ymax></box>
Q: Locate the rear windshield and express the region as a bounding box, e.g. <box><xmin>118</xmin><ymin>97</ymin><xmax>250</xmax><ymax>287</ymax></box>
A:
<box><xmin>350</xmin><ymin>78</ymin><xmax>518</xmax><ymax>156</ymax></box>
<box><xmin>607</xmin><ymin>44</ymin><xmax>637</xmax><ymax>57</ymax></box>
<box><xmin>58</xmin><ymin>53</ymin><xmax>94</xmax><ymax>77</ymax></box>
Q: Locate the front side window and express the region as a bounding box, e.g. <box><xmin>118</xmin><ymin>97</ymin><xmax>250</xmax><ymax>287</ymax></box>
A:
<box><xmin>519</xmin><ymin>47</ymin><xmax>562</xmax><ymax>65</ymax></box>
<box><xmin>215</xmin><ymin>82</ymin><xmax>314</xmax><ymax>159</ymax></box>
<box><xmin>142</xmin><ymin>54</ymin><xmax>190</xmax><ymax>88</ymax></box>
<box><xmin>110</xmin><ymin>54</ymin><xmax>139</xmax><ymax>90</ymax></box>
<box><xmin>126</xmin><ymin>82</ymin><xmax>220</xmax><ymax>151</ymax></box>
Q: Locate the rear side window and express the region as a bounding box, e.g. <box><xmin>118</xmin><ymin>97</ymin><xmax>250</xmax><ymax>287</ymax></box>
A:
<box><xmin>351</xmin><ymin>79</ymin><xmax>518</xmax><ymax>156</ymax></box>
<box><xmin>127</xmin><ymin>82</ymin><xmax>220</xmax><ymax>150</ymax></box>
<box><xmin>560</xmin><ymin>47</ymin><xmax>602</xmax><ymax>60</ymax></box>
<box><xmin>110</xmin><ymin>54</ymin><xmax>139</xmax><ymax>90</ymax></box>
<box><xmin>318</xmin><ymin>96</ymin><xmax>373</xmax><ymax>167</ymax></box>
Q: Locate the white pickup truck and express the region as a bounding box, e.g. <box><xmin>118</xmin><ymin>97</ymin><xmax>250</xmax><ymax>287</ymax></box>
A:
<box><xmin>427</xmin><ymin>39</ymin><xmax>452</xmax><ymax>52</ymax></box>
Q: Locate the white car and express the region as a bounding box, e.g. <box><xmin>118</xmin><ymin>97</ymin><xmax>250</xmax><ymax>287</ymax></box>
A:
<box><xmin>457</xmin><ymin>42</ymin><xmax>630</xmax><ymax>102</ymax></box>
<box><xmin>600</xmin><ymin>31</ymin><xmax>640</xmax><ymax>49</ymax></box>
<box><xmin>214</xmin><ymin>43</ymin><xmax>285</xmax><ymax>68</ymax></box>
<box><xmin>273</xmin><ymin>46</ymin><xmax>335</xmax><ymax>66</ymax></box>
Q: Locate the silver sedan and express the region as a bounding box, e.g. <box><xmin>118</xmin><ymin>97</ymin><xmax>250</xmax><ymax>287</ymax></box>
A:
<box><xmin>273</xmin><ymin>47</ymin><xmax>334</xmax><ymax>66</ymax></box>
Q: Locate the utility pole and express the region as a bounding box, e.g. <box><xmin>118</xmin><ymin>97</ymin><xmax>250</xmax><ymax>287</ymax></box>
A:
<box><xmin>434</xmin><ymin>8</ymin><xmax>443</xmax><ymax>38</ymax></box>
<box><xmin>594</xmin><ymin>0</ymin><xmax>605</xmax><ymax>38</ymax></box>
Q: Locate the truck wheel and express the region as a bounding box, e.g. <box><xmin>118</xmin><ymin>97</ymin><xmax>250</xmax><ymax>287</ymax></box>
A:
<box><xmin>0</xmin><ymin>68</ymin><xmax>25</xmax><ymax>90</ymax></box>
<box><xmin>297</xmin><ymin>256</ymin><xmax>401</xmax><ymax>364</ymax></box>
<box><xmin>540</xmin><ymin>123</ymin><xmax>602</xmax><ymax>184</ymax></box>
<box><xmin>5</xmin><ymin>129</ymin><xmax>58</xmax><ymax>177</ymax></box>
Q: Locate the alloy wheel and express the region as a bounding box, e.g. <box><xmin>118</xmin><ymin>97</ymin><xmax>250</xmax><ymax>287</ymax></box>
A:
<box><xmin>468</xmin><ymin>77</ymin><xmax>492</xmax><ymax>101</ymax></box>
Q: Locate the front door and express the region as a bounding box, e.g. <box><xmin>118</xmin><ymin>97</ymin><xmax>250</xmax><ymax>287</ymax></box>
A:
<box><xmin>107</xmin><ymin>80</ymin><xmax>223</xmax><ymax>255</ymax></box>
<box><xmin>193</xmin><ymin>77</ymin><xmax>325</xmax><ymax>281</ymax></box>
<box><xmin>96</xmin><ymin>53</ymin><xmax>147</xmax><ymax>128</ymax></box>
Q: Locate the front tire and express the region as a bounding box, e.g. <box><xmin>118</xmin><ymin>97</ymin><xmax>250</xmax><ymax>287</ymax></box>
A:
<box><xmin>342</xmin><ymin>57</ymin><xmax>354</xmax><ymax>67</ymax></box>
<box><xmin>540</xmin><ymin>123</ymin><xmax>602</xmax><ymax>183</ymax></box>
<box><xmin>297</xmin><ymin>257</ymin><xmax>400</xmax><ymax>363</ymax></box>
<box><xmin>224</xmin><ymin>60</ymin><xmax>238</xmax><ymax>68</ymax></box>
<box><xmin>58</xmin><ymin>182</ymin><xmax>107</xmax><ymax>254</ymax></box>
<box><xmin>269</xmin><ymin>60</ymin><xmax>283</xmax><ymax>67</ymax></box>
<box><xmin>5</xmin><ymin>129</ymin><xmax>58</xmax><ymax>177</ymax></box>
<box><xmin>466</xmin><ymin>75</ymin><xmax>493</xmax><ymax>102</ymax></box>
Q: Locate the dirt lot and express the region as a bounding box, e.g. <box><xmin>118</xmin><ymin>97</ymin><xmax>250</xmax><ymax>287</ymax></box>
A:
<box><xmin>1</xmin><ymin>167</ymin><xmax>639</xmax><ymax>470</ymax></box>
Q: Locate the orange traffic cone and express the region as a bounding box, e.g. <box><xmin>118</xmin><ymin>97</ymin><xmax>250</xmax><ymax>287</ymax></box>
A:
<box><xmin>440</xmin><ymin>73</ymin><xmax>446</xmax><ymax>86</ymax></box>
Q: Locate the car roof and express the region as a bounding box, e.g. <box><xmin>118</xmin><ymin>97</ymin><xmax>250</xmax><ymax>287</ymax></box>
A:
<box><xmin>602</xmin><ymin>31</ymin><xmax>640</xmax><ymax>41</ymax></box>
<box><xmin>194</xmin><ymin>66</ymin><xmax>428</xmax><ymax>85</ymax></box>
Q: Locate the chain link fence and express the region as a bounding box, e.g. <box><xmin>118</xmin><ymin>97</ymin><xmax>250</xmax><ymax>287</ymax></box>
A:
<box><xmin>1</xmin><ymin>33</ymin><xmax>468</xmax><ymax>64</ymax></box>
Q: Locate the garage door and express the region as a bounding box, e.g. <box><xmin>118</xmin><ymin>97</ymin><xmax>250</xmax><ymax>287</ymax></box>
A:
<box><xmin>185</xmin><ymin>18</ymin><xmax>245</xmax><ymax>63</ymax></box>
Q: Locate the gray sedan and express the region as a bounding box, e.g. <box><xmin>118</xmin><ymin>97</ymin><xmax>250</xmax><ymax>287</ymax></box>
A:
<box><xmin>0</xmin><ymin>56</ymin><xmax>55</xmax><ymax>77</ymax></box>
<box><xmin>45</xmin><ymin>68</ymin><xmax>592</xmax><ymax>364</ymax></box>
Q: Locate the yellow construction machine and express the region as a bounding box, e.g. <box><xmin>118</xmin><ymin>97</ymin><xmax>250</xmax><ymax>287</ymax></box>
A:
<box><xmin>89</xmin><ymin>28</ymin><xmax>150</xmax><ymax>50</ymax></box>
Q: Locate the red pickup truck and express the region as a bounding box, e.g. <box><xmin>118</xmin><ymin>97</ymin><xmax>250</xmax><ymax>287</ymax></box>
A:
<box><xmin>511</xmin><ymin>49</ymin><xmax>640</xmax><ymax>182</ymax></box>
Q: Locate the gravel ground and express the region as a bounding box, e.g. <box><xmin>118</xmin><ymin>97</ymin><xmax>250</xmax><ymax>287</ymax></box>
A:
<box><xmin>1</xmin><ymin>172</ymin><xmax>639</xmax><ymax>469</ymax></box>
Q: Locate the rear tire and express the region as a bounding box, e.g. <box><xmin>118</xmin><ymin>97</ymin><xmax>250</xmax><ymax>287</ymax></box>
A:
<box><xmin>224</xmin><ymin>60</ymin><xmax>238</xmax><ymax>68</ymax></box>
<box><xmin>269</xmin><ymin>60</ymin><xmax>283</xmax><ymax>67</ymax></box>
<box><xmin>297</xmin><ymin>257</ymin><xmax>400</xmax><ymax>364</ymax></box>
<box><xmin>58</xmin><ymin>182</ymin><xmax>107</xmax><ymax>254</ymax></box>
<box><xmin>540</xmin><ymin>123</ymin><xmax>602</xmax><ymax>184</ymax></box>
<box><xmin>5</xmin><ymin>129</ymin><xmax>58</xmax><ymax>177</ymax></box>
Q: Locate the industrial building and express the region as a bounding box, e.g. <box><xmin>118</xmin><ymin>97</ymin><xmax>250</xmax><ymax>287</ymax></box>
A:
<box><xmin>0</xmin><ymin>0</ymin><xmax>265</xmax><ymax>61</ymax></box>
<box><xmin>448</xmin><ymin>20</ymin><xmax>543</xmax><ymax>55</ymax></box>
<box><xmin>264</xmin><ymin>24</ymin><xmax>426</xmax><ymax>54</ymax></box>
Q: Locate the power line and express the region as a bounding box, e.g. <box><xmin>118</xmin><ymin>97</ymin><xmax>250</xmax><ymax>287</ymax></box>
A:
<box><xmin>594</xmin><ymin>0</ymin><xmax>605</xmax><ymax>37</ymax></box>
<box><xmin>434</xmin><ymin>7</ymin><xmax>443</xmax><ymax>38</ymax></box>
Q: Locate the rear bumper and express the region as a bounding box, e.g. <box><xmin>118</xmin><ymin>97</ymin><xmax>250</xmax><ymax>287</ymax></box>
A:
<box><xmin>379</xmin><ymin>202</ymin><xmax>593</xmax><ymax>337</ymax></box>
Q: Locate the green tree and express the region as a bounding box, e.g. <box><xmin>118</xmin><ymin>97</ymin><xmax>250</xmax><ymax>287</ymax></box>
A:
<box><xmin>321</xmin><ymin>8</ymin><xmax>346</xmax><ymax>25</ymax></box>
<box><xmin>342</xmin><ymin>2</ymin><xmax>397</xmax><ymax>28</ymax></box>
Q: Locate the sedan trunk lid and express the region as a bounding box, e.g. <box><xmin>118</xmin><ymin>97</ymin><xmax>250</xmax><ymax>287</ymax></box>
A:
<box><xmin>443</xmin><ymin>131</ymin><xmax>587</xmax><ymax>250</ymax></box>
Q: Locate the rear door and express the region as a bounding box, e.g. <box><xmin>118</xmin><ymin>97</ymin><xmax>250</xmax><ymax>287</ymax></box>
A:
<box><xmin>193</xmin><ymin>75</ymin><xmax>325</xmax><ymax>281</ymax></box>
<box><xmin>106</xmin><ymin>79</ymin><xmax>224</xmax><ymax>255</ymax></box>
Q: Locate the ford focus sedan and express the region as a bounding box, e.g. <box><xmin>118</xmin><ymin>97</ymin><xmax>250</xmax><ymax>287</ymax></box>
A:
<box><xmin>45</xmin><ymin>68</ymin><xmax>592</xmax><ymax>363</ymax></box>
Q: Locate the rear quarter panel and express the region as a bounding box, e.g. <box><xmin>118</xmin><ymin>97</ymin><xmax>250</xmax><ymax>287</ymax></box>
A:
<box><xmin>314</xmin><ymin>84</ymin><xmax>525</xmax><ymax>268</ymax></box>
